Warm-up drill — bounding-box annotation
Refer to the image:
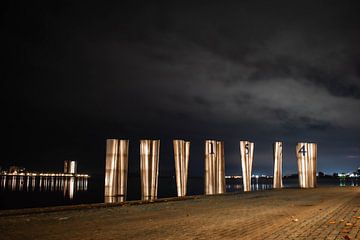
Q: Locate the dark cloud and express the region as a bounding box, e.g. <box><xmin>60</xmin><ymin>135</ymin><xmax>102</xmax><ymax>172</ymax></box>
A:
<box><xmin>2</xmin><ymin>0</ymin><xmax>360</xmax><ymax>176</ymax></box>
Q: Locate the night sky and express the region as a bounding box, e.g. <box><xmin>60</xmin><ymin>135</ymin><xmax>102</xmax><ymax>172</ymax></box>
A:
<box><xmin>2</xmin><ymin>1</ymin><xmax>360</xmax><ymax>176</ymax></box>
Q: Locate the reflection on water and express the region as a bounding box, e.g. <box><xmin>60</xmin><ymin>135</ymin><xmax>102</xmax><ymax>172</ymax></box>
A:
<box><xmin>226</xmin><ymin>178</ymin><xmax>273</xmax><ymax>192</ymax></box>
<box><xmin>226</xmin><ymin>183</ymin><xmax>273</xmax><ymax>191</ymax></box>
<box><xmin>1</xmin><ymin>176</ymin><xmax>359</xmax><ymax>209</ymax></box>
<box><xmin>339</xmin><ymin>179</ymin><xmax>359</xmax><ymax>187</ymax></box>
<box><xmin>0</xmin><ymin>175</ymin><xmax>88</xmax><ymax>200</ymax></box>
<box><xmin>226</xmin><ymin>178</ymin><xmax>360</xmax><ymax>192</ymax></box>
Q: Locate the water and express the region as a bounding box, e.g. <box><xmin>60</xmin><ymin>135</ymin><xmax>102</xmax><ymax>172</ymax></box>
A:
<box><xmin>0</xmin><ymin>175</ymin><xmax>358</xmax><ymax>210</ymax></box>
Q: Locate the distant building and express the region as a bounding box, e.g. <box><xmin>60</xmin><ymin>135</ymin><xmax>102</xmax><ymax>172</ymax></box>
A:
<box><xmin>64</xmin><ymin>160</ymin><xmax>77</xmax><ymax>174</ymax></box>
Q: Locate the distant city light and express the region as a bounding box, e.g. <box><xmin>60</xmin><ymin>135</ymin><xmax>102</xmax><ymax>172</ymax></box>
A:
<box><xmin>0</xmin><ymin>172</ymin><xmax>90</xmax><ymax>178</ymax></box>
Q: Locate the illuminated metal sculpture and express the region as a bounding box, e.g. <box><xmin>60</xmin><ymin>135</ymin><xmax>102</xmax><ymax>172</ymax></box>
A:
<box><xmin>240</xmin><ymin>140</ymin><xmax>254</xmax><ymax>192</ymax></box>
<box><xmin>104</xmin><ymin>139</ymin><xmax>129</xmax><ymax>203</ymax></box>
<box><xmin>204</xmin><ymin>140</ymin><xmax>225</xmax><ymax>195</ymax></box>
<box><xmin>64</xmin><ymin>160</ymin><xmax>77</xmax><ymax>174</ymax></box>
<box><xmin>273</xmin><ymin>141</ymin><xmax>283</xmax><ymax>189</ymax></box>
<box><xmin>173</xmin><ymin>140</ymin><xmax>190</xmax><ymax>197</ymax></box>
<box><xmin>140</xmin><ymin>140</ymin><xmax>160</xmax><ymax>201</ymax></box>
<box><xmin>296</xmin><ymin>142</ymin><xmax>317</xmax><ymax>188</ymax></box>
<box><xmin>64</xmin><ymin>160</ymin><xmax>69</xmax><ymax>173</ymax></box>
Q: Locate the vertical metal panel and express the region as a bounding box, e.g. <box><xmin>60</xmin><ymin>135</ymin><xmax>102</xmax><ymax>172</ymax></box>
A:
<box><xmin>140</xmin><ymin>140</ymin><xmax>160</xmax><ymax>201</ymax></box>
<box><xmin>140</xmin><ymin>140</ymin><xmax>150</xmax><ymax>200</ymax></box>
<box><xmin>104</xmin><ymin>139</ymin><xmax>129</xmax><ymax>203</ymax></box>
<box><xmin>69</xmin><ymin>161</ymin><xmax>77</xmax><ymax>174</ymax></box>
<box><xmin>174</xmin><ymin>140</ymin><xmax>182</xmax><ymax>197</ymax></box>
<box><xmin>204</xmin><ymin>140</ymin><xmax>225</xmax><ymax>195</ymax></box>
<box><xmin>117</xmin><ymin>140</ymin><xmax>129</xmax><ymax>198</ymax></box>
<box><xmin>296</xmin><ymin>142</ymin><xmax>317</xmax><ymax>188</ymax></box>
<box><xmin>216</xmin><ymin>141</ymin><xmax>225</xmax><ymax>194</ymax></box>
<box><xmin>205</xmin><ymin>140</ymin><xmax>216</xmax><ymax>195</ymax></box>
<box><xmin>173</xmin><ymin>140</ymin><xmax>190</xmax><ymax>197</ymax></box>
<box><xmin>105</xmin><ymin>139</ymin><xmax>119</xmax><ymax>198</ymax></box>
<box><xmin>151</xmin><ymin>140</ymin><xmax>160</xmax><ymax>199</ymax></box>
<box><xmin>273</xmin><ymin>141</ymin><xmax>283</xmax><ymax>189</ymax></box>
<box><xmin>64</xmin><ymin>160</ymin><xmax>69</xmax><ymax>174</ymax></box>
<box><xmin>240</xmin><ymin>141</ymin><xmax>254</xmax><ymax>192</ymax></box>
<box><xmin>184</xmin><ymin>141</ymin><xmax>190</xmax><ymax>195</ymax></box>
<box><xmin>308</xmin><ymin>143</ymin><xmax>317</xmax><ymax>188</ymax></box>
<box><xmin>64</xmin><ymin>160</ymin><xmax>77</xmax><ymax>174</ymax></box>
<box><xmin>296</xmin><ymin>142</ymin><xmax>307</xmax><ymax>188</ymax></box>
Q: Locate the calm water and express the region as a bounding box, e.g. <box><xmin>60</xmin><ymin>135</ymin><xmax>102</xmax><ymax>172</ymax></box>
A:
<box><xmin>0</xmin><ymin>175</ymin><xmax>358</xmax><ymax>210</ymax></box>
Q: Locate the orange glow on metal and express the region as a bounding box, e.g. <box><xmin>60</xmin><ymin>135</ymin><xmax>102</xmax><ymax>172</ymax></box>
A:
<box><xmin>204</xmin><ymin>140</ymin><xmax>225</xmax><ymax>195</ymax></box>
<box><xmin>140</xmin><ymin>140</ymin><xmax>160</xmax><ymax>201</ymax></box>
<box><xmin>173</xmin><ymin>140</ymin><xmax>190</xmax><ymax>197</ymax></box>
<box><xmin>104</xmin><ymin>139</ymin><xmax>129</xmax><ymax>203</ymax></box>
<box><xmin>296</xmin><ymin>142</ymin><xmax>317</xmax><ymax>188</ymax></box>
<box><xmin>240</xmin><ymin>140</ymin><xmax>254</xmax><ymax>192</ymax></box>
<box><xmin>273</xmin><ymin>141</ymin><xmax>283</xmax><ymax>189</ymax></box>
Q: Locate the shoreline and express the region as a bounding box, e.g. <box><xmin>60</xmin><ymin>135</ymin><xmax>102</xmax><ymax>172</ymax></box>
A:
<box><xmin>0</xmin><ymin>185</ymin><xmax>351</xmax><ymax>216</ymax></box>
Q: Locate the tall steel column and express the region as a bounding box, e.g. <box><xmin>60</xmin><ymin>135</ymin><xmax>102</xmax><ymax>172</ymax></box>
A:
<box><xmin>104</xmin><ymin>139</ymin><xmax>129</xmax><ymax>203</ymax></box>
<box><xmin>117</xmin><ymin>140</ymin><xmax>128</xmax><ymax>199</ymax></box>
<box><xmin>240</xmin><ymin>140</ymin><xmax>254</xmax><ymax>192</ymax></box>
<box><xmin>216</xmin><ymin>141</ymin><xmax>225</xmax><ymax>194</ymax></box>
<box><xmin>64</xmin><ymin>160</ymin><xmax>77</xmax><ymax>174</ymax></box>
<box><xmin>69</xmin><ymin>161</ymin><xmax>77</xmax><ymax>174</ymax></box>
<box><xmin>140</xmin><ymin>140</ymin><xmax>160</xmax><ymax>201</ymax></box>
<box><xmin>173</xmin><ymin>140</ymin><xmax>190</xmax><ymax>197</ymax></box>
<box><xmin>105</xmin><ymin>139</ymin><xmax>118</xmax><ymax>198</ymax></box>
<box><xmin>204</xmin><ymin>140</ymin><xmax>225</xmax><ymax>195</ymax></box>
<box><xmin>273</xmin><ymin>141</ymin><xmax>283</xmax><ymax>189</ymax></box>
<box><xmin>296</xmin><ymin>142</ymin><xmax>317</xmax><ymax>188</ymax></box>
<box><xmin>64</xmin><ymin>160</ymin><xmax>69</xmax><ymax>174</ymax></box>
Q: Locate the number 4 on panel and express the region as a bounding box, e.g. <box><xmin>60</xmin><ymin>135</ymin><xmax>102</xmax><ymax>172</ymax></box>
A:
<box><xmin>298</xmin><ymin>145</ymin><xmax>306</xmax><ymax>157</ymax></box>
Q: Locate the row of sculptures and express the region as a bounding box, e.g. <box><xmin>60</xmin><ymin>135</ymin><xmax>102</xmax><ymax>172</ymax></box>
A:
<box><xmin>104</xmin><ymin>139</ymin><xmax>317</xmax><ymax>203</ymax></box>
